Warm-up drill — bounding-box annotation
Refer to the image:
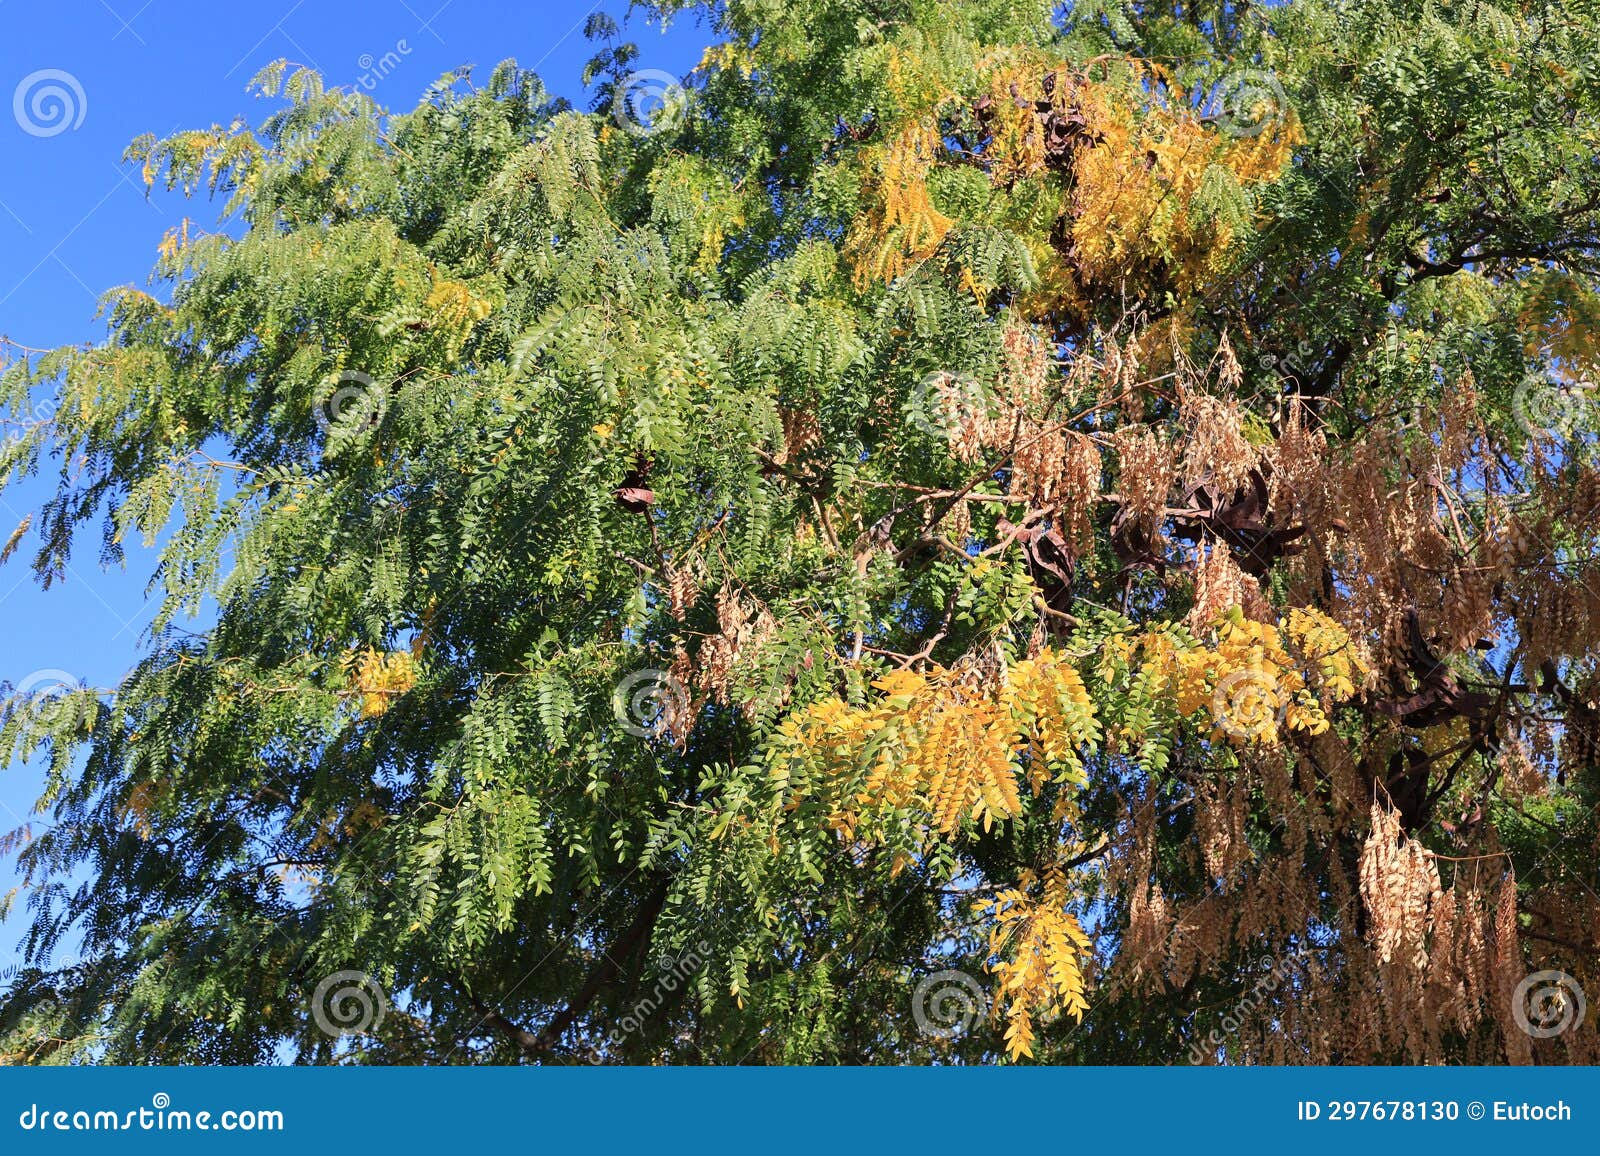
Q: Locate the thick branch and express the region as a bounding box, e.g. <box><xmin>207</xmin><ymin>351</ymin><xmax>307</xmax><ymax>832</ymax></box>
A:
<box><xmin>529</xmin><ymin>879</ymin><xmax>671</xmax><ymax>1057</ymax></box>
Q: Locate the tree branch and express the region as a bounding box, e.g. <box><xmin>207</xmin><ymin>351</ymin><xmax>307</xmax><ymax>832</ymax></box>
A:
<box><xmin>528</xmin><ymin>879</ymin><xmax>671</xmax><ymax>1057</ymax></box>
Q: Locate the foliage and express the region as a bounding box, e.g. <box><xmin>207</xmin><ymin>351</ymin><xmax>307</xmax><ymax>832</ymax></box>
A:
<box><xmin>3</xmin><ymin>0</ymin><xmax>1600</xmax><ymax>1064</ymax></box>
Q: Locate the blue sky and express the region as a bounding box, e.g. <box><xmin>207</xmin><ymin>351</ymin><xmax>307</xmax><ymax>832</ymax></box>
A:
<box><xmin>0</xmin><ymin>0</ymin><xmax>712</xmax><ymax>975</ymax></box>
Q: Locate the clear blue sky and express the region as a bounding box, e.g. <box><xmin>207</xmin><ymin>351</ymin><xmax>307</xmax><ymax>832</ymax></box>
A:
<box><xmin>0</xmin><ymin>0</ymin><xmax>712</xmax><ymax>975</ymax></box>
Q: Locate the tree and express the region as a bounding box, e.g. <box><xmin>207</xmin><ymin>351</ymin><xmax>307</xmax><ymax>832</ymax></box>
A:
<box><xmin>2</xmin><ymin>0</ymin><xmax>1599</xmax><ymax>1064</ymax></box>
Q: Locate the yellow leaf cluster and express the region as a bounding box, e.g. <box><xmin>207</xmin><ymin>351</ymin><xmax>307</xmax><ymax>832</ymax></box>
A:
<box><xmin>1103</xmin><ymin>606</ymin><xmax>1366</xmax><ymax>747</ymax></box>
<box><xmin>768</xmin><ymin>607</ymin><xmax>1363</xmax><ymax>1058</ymax></box>
<box><xmin>989</xmin><ymin>866</ymin><xmax>1091</xmax><ymax>1060</ymax></box>
<box><xmin>425</xmin><ymin>278</ymin><xmax>496</xmax><ymax>354</ymax></box>
<box><xmin>347</xmin><ymin>648</ymin><xmax>418</xmax><ymax>719</ymax></box>
<box><xmin>1282</xmin><ymin>605</ymin><xmax>1366</xmax><ymax>702</ymax></box>
<box><xmin>1065</xmin><ymin>71</ymin><xmax>1300</xmax><ymax>296</ymax></box>
<box><xmin>157</xmin><ymin>218</ymin><xmax>195</xmax><ymax>265</ymax></box>
<box><xmin>846</xmin><ymin>122</ymin><xmax>955</xmax><ymax>286</ymax></box>
<box><xmin>842</xmin><ymin>47</ymin><xmax>1300</xmax><ymax>318</ymax></box>
<box><xmin>1002</xmin><ymin>651</ymin><xmax>1100</xmax><ymax>791</ymax></box>
<box><xmin>1517</xmin><ymin>270</ymin><xmax>1600</xmax><ymax>373</ymax></box>
<box><xmin>973</xmin><ymin>55</ymin><xmax>1050</xmax><ymax>187</ymax></box>
<box><xmin>696</xmin><ymin>41</ymin><xmax>755</xmax><ymax>81</ymax></box>
<box><xmin>774</xmin><ymin>650</ymin><xmax>1099</xmax><ymax>840</ymax></box>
